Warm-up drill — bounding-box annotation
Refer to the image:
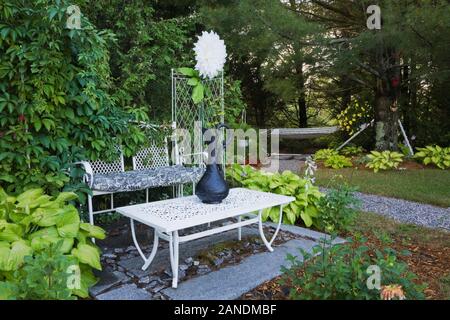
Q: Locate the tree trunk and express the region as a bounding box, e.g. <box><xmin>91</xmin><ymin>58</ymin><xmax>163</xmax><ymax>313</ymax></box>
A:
<box><xmin>298</xmin><ymin>94</ymin><xmax>307</xmax><ymax>128</ymax></box>
<box><xmin>374</xmin><ymin>47</ymin><xmax>401</xmax><ymax>151</ymax></box>
<box><xmin>375</xmin><ymin>91</ymin><xmax>399</xmax><ymax>150</ymax></box>
<box><xmin>296</xmin><ymin>62</ymin><xmax>307</xmax><ymax>128</ymax></box>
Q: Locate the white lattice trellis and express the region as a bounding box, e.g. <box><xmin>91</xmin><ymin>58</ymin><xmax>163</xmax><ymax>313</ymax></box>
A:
<box><xmin>171</xmin><ymin>69</ymin><xmax>224</xmax><ymax>165</ymax></box>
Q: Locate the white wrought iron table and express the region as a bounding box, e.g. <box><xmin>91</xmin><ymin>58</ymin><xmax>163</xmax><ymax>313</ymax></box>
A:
<box><xmin>116</xmin><ymin>188</ymin><xmax>295</xmax><ymax>288</ymax></box>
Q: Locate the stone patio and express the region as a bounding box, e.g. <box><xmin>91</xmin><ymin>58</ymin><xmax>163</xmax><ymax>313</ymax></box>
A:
<box><xmin>90</xmin><ymin>220</ymin><xmax>343</xmax><ymax>300</ymax></box>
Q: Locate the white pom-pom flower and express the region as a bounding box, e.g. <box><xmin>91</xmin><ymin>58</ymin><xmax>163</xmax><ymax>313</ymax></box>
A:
<box><xmin>194</xmin><ymin>31</ymin><xmax>227</xmax><ymax>79</ymax></box>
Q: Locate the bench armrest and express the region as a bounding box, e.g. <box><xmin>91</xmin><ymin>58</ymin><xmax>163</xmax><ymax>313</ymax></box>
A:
<box><xmin>177</xmin><ymin>150</ymin><xmax>208</xmax><ymax>167</ymax></box>
<box><xmin>72</xmin><ymin>161</ymin><xmax>94</xmax><ymax>188</ymax></box>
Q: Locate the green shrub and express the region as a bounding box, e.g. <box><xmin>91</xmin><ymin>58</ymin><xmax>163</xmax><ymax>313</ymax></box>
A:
<box><xmin>0</xmin><ymin>188</ymin><xmax>105</xmax><ymax>299</ymax></box>
<box><xmin>414</xmin><ymin>145</ymin><xmax>450</xmax><ymax>169</ymax></box>
<box><xmin>227</xmin><ymin>165</ymin><xmax>323</xmax><ymax>227</ymax></box>
<box><xmin>398</xmin><ymin>143</ymin><xmax>412</xmax><ymax>157</ymax></box>
<box><xmin>0</xmin><ymin>243</ymin><xmax>77</xmax><ymax>300</ymax></box>
<box><xmin>316</xmin><ymin>186</ymin><xmax>360</xmax><ymax>234</ymax></box>
<box><xmin>366</xmin><ymin>151</ymin><xmax>404</xmax><ymax>173</ymax></box>
<box><xmin>324</xmin><ymin>154</ymin><xmax>353</xmax><ymax>169</ymax></box>
<box><xmin>0</xmin><ymin>0</ymin><xmax>148</xmax><ymax>194</ymax></box>
<box><xmin>280</xmin><ymin>237</ymin><xmax>426</xmax><ymax>300</ymax></box>
<box><xmin>340</xmin><ymin>146</ymin><xmax>365</xmax><ymax>156</ymax></box>
<box><xmin>313</xmin><ymin>149</ymin><xmax>338</xmax><ymax>161</ymax></box>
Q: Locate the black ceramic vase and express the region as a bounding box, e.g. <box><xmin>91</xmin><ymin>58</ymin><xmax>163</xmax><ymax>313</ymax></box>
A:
<box><xmin>195</xmin><ymin>123</ymin><xmax>230</xmax><ymax>204</ymax></box>
<box><xmin>195</xmin><ymin>162</ymin><xmax>229</xmax><ymax>204</ymax></box>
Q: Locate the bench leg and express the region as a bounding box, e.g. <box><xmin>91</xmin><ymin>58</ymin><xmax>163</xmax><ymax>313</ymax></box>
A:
<box><xmin>169</xmin><ymin>231</ymin><xmax>179</xmax><ymax>288</ymax></box>
<box><xmin>258</xmin><ymin>206</ymin><xmax>284</xmax><ymax>252</ymax></box>
<box><xmin>88</xmin><ymin>194</ymin><xmax>95</xmax><ymax>243</ymax></box>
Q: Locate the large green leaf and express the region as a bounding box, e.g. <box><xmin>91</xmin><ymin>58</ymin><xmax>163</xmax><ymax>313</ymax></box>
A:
<box><xmin>59</xmin><ymin>238</ymin><xmax>75</xmax><ymax>254</ymax></box>
<box><xmin>28</xmin><ymin>226</ymin><xmax>59</xmax><ymax>240</ymax></box>
<box><xmin>261</xmin><ymin>208</ymin><xmax>270</xmax><ymax>221</ymax></box>
<box><xmin>0</xmin><ymin>220</ymin><xmax>24</xmax><ymax>242</ymax></box>
<box><xmin>72</xmin><ymin>263</ymin><xmax>98</xmax><ymax>298</ymax></box>
<box><xmin>79</xmin><ymin>223</ymin><xmax>106</xmax><ymax>240</ymax></box>
<box><xmin>305</xmin><ymin>205</ymin><xmax>319</xmax><ymax>218</ymax></box>
<box><xmin>284</xmin><ymin>207</ymin><xmax>297</xmax><ymax>224</ymax></box>
<box><xmin>192</xmin><ymin>84</ymin><xmax>204</xmax><ymax>104</ymax></box>
<box><xmin>72</xmin><ymin>244</ymin><xmax>101</xmax><ymax>270</ymax></box>
<box><xmin>29</xmin><ymin>227</ymin><xmax>60</xmax><ymax>251</ymax></box>
<box><xmin>56</xmin><ymin>206</ymin><xmax>80</xmax><ymax>238</ymax></box>
<box><xmin>177</xmin><ymin>67</ymin><xmax>195</xmax><ymax>77</ymax></box>
<box><xmin>16</xmin><ymin>189</ymin><xmax>44</xmax><ymax>209</ymax></box>
<box><xmin>300</xmin><ymin>213</ymin><xmax>313</xmax><ymax>227</ymax></box>
<box><xmin>0</xmin><ymin>240</ymin><xmax>32</xmax><ymax>271</ymax></box>
<box><xmin>31</xmin><ymin>207</ymin><xmax>61</xmax><ymax>227</ymax></box>
<box><xmin>54</xmin><ymin>192</ymin><xmax>78</xmax><ymax>204</ymax></box>
<box><xmin>268</xmin><ymin>206</ymin><xmax>280</xmax><ymax>222</ymax></box>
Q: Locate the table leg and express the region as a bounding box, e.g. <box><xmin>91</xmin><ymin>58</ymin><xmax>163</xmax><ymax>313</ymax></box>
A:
<box><xmin>269</xmin><ymin>205</ymin><xmax>284</xmax><ymax>247</ymax></box>
<box><xmin>258</xmin><ymin>206</ymin><xmax>284</xmax><ymax>252</ymax></box>
<box><xmin>238</xmin><ymin>216</ymin><xmax>242</xmax><ymax>241</ymax></box>
<box><xmin>169</xmin><ymin>231</ymin><xmax>180</xmax><ymax>288</ymax></box>
<box><xmin>141</xmin><ymin>231</ymin><xmax>159</xmax><ymax>271</ymax></box>
<box><xmin>130</xmin><ymin>219</ymin><xmax>160</xmax><ymax>271</ymax></box>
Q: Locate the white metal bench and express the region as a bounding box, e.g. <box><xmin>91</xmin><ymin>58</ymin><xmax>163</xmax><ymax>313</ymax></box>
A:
<box><xmin>116</xmin><ymin>188</ymin><xmax>295</xmax><ymax>288</ymax></box>
<box><xmin>75</xmin><ymin>139</ymin><xmax>205</xmax><ymax>228</ymax></box>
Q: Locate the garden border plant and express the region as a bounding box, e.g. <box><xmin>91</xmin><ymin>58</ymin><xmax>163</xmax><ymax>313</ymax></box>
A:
<box><xmin>280</xmin><ymin>236</ymin><xmax>426</xmax><ymax>300</ymax></box>
<box><xmin>227</xmin><ymin>164</ymin><xmax>323</xmax><ymax>227</ymax></box>
<box><xmin>0</xmin><ymin>187</ymin><xmax>105</xmax><ymax>299</ymax></box>
<box><xmin>414</xmin><ymin>145</ymin><xmax>450</xmax><ymax>169</ymax></box>
<box><xmin>365</xmin><ymin>150</ymin><xmax>404</xmax><ymax>173</ymax></box>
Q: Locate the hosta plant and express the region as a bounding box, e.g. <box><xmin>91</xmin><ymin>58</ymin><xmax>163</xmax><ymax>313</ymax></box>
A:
<box><xmin>414</xmin><ymin>145</ymin><xmax>450</xmax><ymax>169</ymax></box>
<box><xmin>227</xmin><ymin>165</ymin><xmax>323</xmax><ymax>227</ymax></box>
<box><xmin>340</xmin><ymin>146</ymin><xmax>365</xmax><ymax>157</ymax></box>
<box><xmin>0</xmin><ymin>188</ymin><xmax>105</xmax><ymax>299</ymax></box>
<box><xmin>313</xmin><ymin>149</ymin><xmax>338</xmax><ymax>161</ymax></box>
<box><xmin>366</xmin><ymin>151</ymin><xmax>404</xmax><ymax>173</ymax></box>
<box><xmin>324</xmin><ymin>155</ymin><xmax>353</xmax><ymax>169</ymax></box>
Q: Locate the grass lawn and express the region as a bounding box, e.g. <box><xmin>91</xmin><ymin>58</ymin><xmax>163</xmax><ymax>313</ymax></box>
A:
<box><xmin>315</xmin><ymin>168</ymin><xmax>450</xmax><ymax>207</ymax></box>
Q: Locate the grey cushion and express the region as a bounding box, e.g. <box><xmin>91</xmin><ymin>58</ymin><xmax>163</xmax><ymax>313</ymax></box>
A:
<box><xmin>92</xmin><ymin>165</ymin><xmax>205</xmax><ymax>192</ymax></box>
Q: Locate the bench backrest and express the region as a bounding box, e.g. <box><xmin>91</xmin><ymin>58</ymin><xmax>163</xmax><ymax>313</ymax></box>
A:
<box><xmin>132</xmin><ymin>141</ymin><xmax>170</xmax><ymax>170</ymax></box>
<box><xmin>90</xmin><ymin>152</ymin><xmax>125</xmax><ymax>174</ymax></box>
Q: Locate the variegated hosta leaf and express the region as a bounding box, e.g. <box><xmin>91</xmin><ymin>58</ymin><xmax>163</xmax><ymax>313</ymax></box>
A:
<box><xmin>71</xmin><ymin>244</ymin><xmax>101</xmax><ymax>270</ymax></box>
<box><xmin>0</xmin><ymin>240</ymin><xmax>32</xmax><ymax>271</ymax></box>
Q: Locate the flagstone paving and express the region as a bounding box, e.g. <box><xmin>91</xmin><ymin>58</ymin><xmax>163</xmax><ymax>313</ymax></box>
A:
<box><xmin>162</xmin><ymin>238</ymin><xmax>316</xmax><ymax>300</ymax></box>
<box><xmin>91</xmin><ymin>222</ymin><xmax>343</xmax><ymax>300</ymax></box>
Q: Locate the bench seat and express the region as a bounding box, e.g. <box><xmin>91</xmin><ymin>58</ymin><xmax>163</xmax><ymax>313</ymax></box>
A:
<box><xmin>91</xmin><ymin>165</ymin><xmax>205</xmax><ymax>193</ymax></box>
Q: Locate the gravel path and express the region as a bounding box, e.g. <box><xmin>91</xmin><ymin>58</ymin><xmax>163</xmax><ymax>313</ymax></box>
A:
<box><xmin>321</xmin><ymin>188</ymin><xmax>450</xmax><ymax>231</ymax></box>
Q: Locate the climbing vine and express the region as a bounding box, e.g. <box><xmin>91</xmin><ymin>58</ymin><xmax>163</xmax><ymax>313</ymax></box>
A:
<box><xmin>0</xmin><ymin>0</ymin><xmax>147</xmax><ymax>194</ymax></box>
